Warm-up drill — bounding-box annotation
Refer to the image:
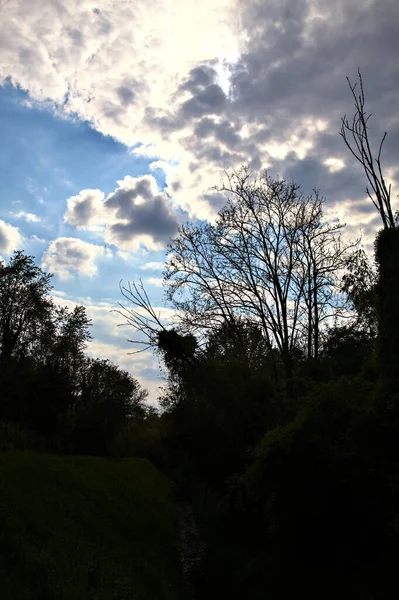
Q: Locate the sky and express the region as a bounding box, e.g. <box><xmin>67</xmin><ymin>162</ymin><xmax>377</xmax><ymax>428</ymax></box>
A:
<box><xmin>0</xmin><ymin>0</ymin><xmax>398</xmax><ymax>403</ymax></box>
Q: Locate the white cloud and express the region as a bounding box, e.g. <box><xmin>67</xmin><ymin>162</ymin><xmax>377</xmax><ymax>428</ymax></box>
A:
<box><xmin>42</xmin><ymin>237</ymin><xmax>108</xmax><ymax>280</ymax></box>
<box><xmin>146</xmin><ymin>277</ymin><xmax>164</xmax><ymax>288</ymax></box>
<box><xmin>13</xmin><ymin>211</ymin><xmax>41</xmax><ymax>222</ymax></box>
<box><xmin>0</xmin><ymin>0</ymin><xmax>241</xmax><ymax>221</ymax></box>
<box><xmin>323</xmin><ymin>158</ymin><xmax>345</xmax><ymax>173</ymax></box>
<box><xmin>64</xmin><ymin>189</ymin><xmax>105</xmax><ymax>228</ymax></box>
<box><xmin>0</xmin><ymin>219</ymin><xmax>23</xmax><ymax>253</ymax></box>
<box><xmin>52</xmin><ymin>289</ymin><xmax>68</xmax><ymax>298</ymax></box>
<box><xmin>140</xmin><ymin>261</ymin><xmax>165</xmax><ymax>270</ymax></box>
<box><xmin>31</xmin><ymin>234</ymin><xmax>46</xmax><ymax>243</ymax></box>
<box><xmin>116</xmin><ymin>250</ymin><xmax>132</xmax><ymax>261</ymax></box>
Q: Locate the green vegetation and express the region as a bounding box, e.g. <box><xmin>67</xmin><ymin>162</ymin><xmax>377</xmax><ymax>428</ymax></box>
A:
<box><xmin>0</xmin><ymin>451</ymin><xmax>182</xmax><ymax>600</ymax></box>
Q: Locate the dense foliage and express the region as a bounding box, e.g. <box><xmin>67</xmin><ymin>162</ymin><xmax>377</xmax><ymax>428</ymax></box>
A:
<box><xmin>0</xmin><ymin>251</ymin><xmax>150</xmax><ymax>456</ymax></box>
<box><xmin>118</xmin><ymin>162</ymin><xmax>399</xmax><ymax>598</ymax></box>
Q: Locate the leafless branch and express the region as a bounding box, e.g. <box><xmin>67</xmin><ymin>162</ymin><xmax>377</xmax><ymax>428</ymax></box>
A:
<box><xmin>112</xmin><ymin>278</ymin><xmax>168</xmax><ymax>354</ymax></box>
<box><xmin>340</xmin><ymin>68</ymin><xmax>395</xmax><ymax>229</ymax></box>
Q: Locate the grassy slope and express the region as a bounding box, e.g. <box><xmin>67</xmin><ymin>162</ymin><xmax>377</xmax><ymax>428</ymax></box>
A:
<box><xmin>0</xmin><ymin>451</ymin><xmax>182</xmax><ymax>600</ymax></box>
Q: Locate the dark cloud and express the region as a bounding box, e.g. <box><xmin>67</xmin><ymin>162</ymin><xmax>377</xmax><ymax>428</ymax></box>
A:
<box><xmin>102</xmin><ymin>100</ymin><xmax>124</xmax><ymax>123</ymax></box>
<box><xmin>178</xmin><ymin>65</ymin><xmax>227</xmax><ymax>120</ymax></box>
<box><xmin>69</xmin><ymin>197</ymin><xmax>94</xmax><ymax>224</ymax></box>
<box><xmin>115</xmin><ymin>78</ymin><xmax>144</xmax><ymax>107</ymax></box>
<box><xmin>194</xmin><ymin>117</ymin><xmax>241</xmax><ymax>147</ymax></box>
<box><xmin>180</xmin><ymin>83</ymin><xmax>227</xmax><ymax>119</ymax></box>
<box><xmin>116</xmin><ymin>85</ymin><xmax>135</xmax><ymax>106</ymax></box>
<box><xmin>151</xmin><ymin>0</ymin><xmax>399</xmax><ymax>225</ymax></box>
<box><xmin>229</xmin><ymin>0</ymin><xmax>399</xmax><ymax>141</ymax></box>
<box><xmin>104</xmin><ymin>176</ymin><xmax>179</xmax><ymax>248</ymax></box>
<box><xmin>273</xmin><ymin>153</ymin><xmax>369</xmax><ymax>205</ymax></box>
<box><xmin>201</xmin><ymin>191</ymin><xmax>229</xmax><ymax>212</ymax></box>
<box><xmin>180</xmin><ymin>65</ymin><xmax>219</xmax><ymax>93</ymax></box>
<box><xmin>41</xmin><ymin>237</ymin><xmax>105</xmax><ymax>279</ymax></box>
<box><xmin>64</xmin><ymin>176</ymin><xmax>180</xmax><ymax>250</ymax></box>
<box><xmin>67</xmin><ymin>29</ymin><xmax>83</xmax><ymax>45</ymax></box>
<box><xmin>145</xmin><ymin>62</ymin><xmax>228</xmax><ymax>132</ymax></box>
<box><xmin>144</xmin><ymin>106</ymin><xmax>180</xmax><ymax>134</ymax></box>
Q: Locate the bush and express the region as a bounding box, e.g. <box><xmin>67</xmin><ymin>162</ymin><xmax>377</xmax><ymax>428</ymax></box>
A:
<box><xmin>0</xmin><ymin>421</ymin><xmax>47</xmax><ymax>452</ymax></box>
<box><xmin>223</xmin><ymin>376</ymin><xmax>399</xmax><ymax>598</ymax></box>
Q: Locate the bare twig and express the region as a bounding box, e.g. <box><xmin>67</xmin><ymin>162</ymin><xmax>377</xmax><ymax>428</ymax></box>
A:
<box><xmin>112</xmin><ymin>279</ymin><xmax>168</xmax><ymax>354</ymax></box>
<box><xmin>340</xmin><ymin>69</ymin><xmax>395</xmax><ymax>229</ymax></box>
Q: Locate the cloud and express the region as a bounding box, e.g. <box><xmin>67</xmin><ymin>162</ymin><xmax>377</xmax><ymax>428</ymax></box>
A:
<box><xmin>0</xmin><ymin>219</ymin><xmax>23</xmax><ymax>253</ymax></box>
<box><xmin>41</xmin><ymin>237</ymin><xmax>108</xmax><ymax>280</ymax></box>
<box><xmin>64</xmin><ymin>174</ymin><xmax>180</xmax><ymax>251</ymax></box>
<box><xmin>104</xmin><ymin>175</ymin><xmax>179</xmax><ymax>250</ymax></box>
<box><xmin>13</xmin><ymin>211</ymin><xmax>41</xmax><ymax>223</ymax></box>
<box><xmin>64</xmin><ymin>189</ymin><xmax>105</xmax><ymax>228</ymax></box>
<box><xmin>1</xmin><ymin>0</ymin><xmax>398</xmax><ymax>242</ymax></box>
<box><xmin>31</xmin><ymin>234</ymin><xmax>46</xmax><ymax>243</ymax></box>
<box><xmin>146</xmin><ymin>277</ymin><xmax>163</xmax><ymax>288</ymax></box>
<box><xmin>0</xmin><ymin>0</ymin><xmax>239</xmax><ymax>220</ymax></box>
<box><xmin>140</xmin><ymin>261</ymin><xmax>165</xmax><ymax>270</ymax></box>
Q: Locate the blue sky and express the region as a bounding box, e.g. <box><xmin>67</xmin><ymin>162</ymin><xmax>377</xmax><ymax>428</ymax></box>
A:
<box><xmin>0</xmin><ymin>0</ymin><xmax>398</xmax><ymax>402</ymax></box>
<box><xmin>0</xmin><ymin>83</ymin><xmax>171</xmax><ymax>399</ymax></box>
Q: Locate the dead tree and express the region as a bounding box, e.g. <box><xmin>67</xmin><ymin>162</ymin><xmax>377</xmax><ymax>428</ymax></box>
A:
<box><xmin>340</xmin><ymin>68</ymin><xmax>395</xmax><ymax>229</ymax></box>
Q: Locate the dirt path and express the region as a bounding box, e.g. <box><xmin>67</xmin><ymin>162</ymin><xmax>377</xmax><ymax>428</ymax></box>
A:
<box><xmin>176</xmin><ymin>500</ymin><xmax>206</xmax><ymax>599</ymax></box>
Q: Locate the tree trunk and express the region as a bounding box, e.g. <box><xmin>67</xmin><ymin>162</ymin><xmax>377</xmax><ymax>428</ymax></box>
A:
<box><xmin>313</xmin><ymin>270</ymin><xmax>319</xmax><ymax>360</ymax></box>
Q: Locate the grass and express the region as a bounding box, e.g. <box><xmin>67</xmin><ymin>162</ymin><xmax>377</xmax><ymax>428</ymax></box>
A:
<box><xmin>0</xmin><ymin>451</ymin><xmax>183</xmax><ymax>600</ymax></box>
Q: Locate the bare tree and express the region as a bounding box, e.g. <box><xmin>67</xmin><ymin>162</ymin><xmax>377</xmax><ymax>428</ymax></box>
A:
<box><xmin>295</xmin><ymin>195</ymin><xmax>357</xmax><ymax>359</ymax></box>
<box><xmin>340</xmin><ymin>68</ymin><xmax>395</xmax><ymax>229</ymax></box>
<box><xmin>165</xmin><ymin>168</ymin><xmax>356</xmax><ymax>382</ymax></box>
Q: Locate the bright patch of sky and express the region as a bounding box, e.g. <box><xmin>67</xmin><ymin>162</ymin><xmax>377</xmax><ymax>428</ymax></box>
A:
<box><xmin>0</xmin><ymin>0</ymin><xmax>398</xmax><ymax>402</ymax></box>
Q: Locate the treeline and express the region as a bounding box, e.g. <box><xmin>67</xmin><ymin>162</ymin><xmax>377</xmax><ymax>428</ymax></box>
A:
<box><xmin>0</xmin><ymin>251</ymin><xmax>152</xmax><ymax>456</ymax></box>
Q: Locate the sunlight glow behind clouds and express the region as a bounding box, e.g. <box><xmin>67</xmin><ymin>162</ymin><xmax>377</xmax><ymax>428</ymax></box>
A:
<box><xmin>1</xmin><ymin>0</ymin><xmax>398</xmax><ymax>227</ymax></box>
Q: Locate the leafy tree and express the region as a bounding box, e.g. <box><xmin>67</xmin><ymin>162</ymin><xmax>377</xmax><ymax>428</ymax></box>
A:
<box><xmin>156</xmin><ymin>322</ymin><xmax>277</xmax><ymax>490</ymax></box>
<box><xmin>341</xmin><ymin>247</ymin><xmax>378</xmax><ymax>335</ymax></box>
<box><xmin>227</xmin><ymin>375</ymin><xmax>388</xmax><ymax>600</ymax></box>
<box><xmin>0</xmin><ymin>251</ymin><xmax>147</xmax><ymax>457</ymax></box>
<box><xmin>71</xmin><ymin>358</ymin><xmax>148</xmax><ymax>455</ymax></box>
<box><xmin>0</xmin><ymin>251</ymin><xmax>53</xmax><ymax>366</ymax></box>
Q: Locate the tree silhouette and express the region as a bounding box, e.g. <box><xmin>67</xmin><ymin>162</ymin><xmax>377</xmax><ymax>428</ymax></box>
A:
<box><xmin>340</xmin><ymin>69</ymin><xmax>395</xmax><ymax>229</ymax></box>
<box><xmin>165</xmin><ymin>168</ymin><xmax>357</xmax><ymax>386</ymax></box>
